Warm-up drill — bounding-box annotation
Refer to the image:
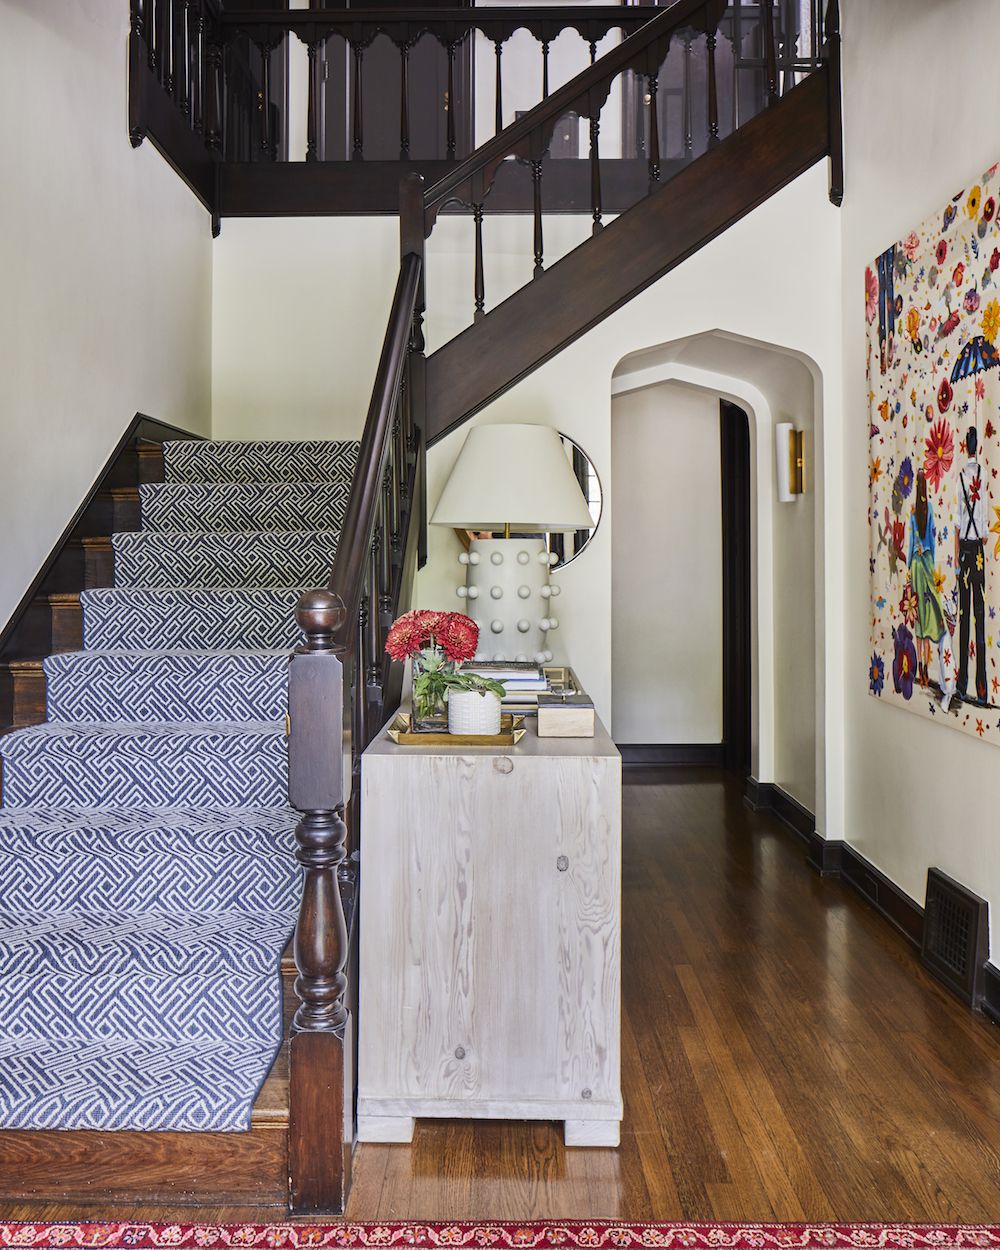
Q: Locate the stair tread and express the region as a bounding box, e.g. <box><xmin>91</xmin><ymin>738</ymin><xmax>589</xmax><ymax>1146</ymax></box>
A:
<box><xmin>163</xmin><ymin>439</ymin><xmax>359</xmax><ymax>485</ymax></box>
<box><xmin>0</xmin><ymin>1036</ymin><xmax>283</xmax><ymax>1132</ymax></box>
<box><xmin>0</xmin><ymin>910</ymin><xmax>295</xmax><ymax>975</ymax></box>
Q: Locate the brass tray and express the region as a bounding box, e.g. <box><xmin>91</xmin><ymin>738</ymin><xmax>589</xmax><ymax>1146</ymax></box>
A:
<box><xmin>387</xmin><ymin>712</ymin><xmax>526</xmax><ymax>747</ymax></box>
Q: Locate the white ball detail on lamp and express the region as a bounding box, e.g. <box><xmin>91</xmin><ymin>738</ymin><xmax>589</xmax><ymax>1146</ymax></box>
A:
<box><xmin>517</xmin><ymin>619</ymin><xmax>530</xmax><ymax>632</ymax></box>
<box><xmin>490</xmin><ymin>586</ymin><xmax>503</xmax><ymax>599</ymax></box>
<box><xmin>537</xmin><ymin>550</ymin><xmax>550</xmax><ymax>564</ymax></box>
<box><xmin>540</xmin><ymin>585</ymin><xmax>552</xmax><ymax>599</ymax></box>
<box><xmin>534</xmin><ymin>651</ymin><xmax>547</xmax><ymax>664</ymax></box>
<box><xmin>539</xmin><ymin>619</ymin><xmax>551</xmax><ymax>632</ymax></box>
<box><xmin>456</xmin><ymin>586</ymin><xmax>468</xmax><ymax>599</ymax></box>
<box><xmin>549</xmin><ymin>584</ymin><xmax>561</xmax><ymax>597</ymax></box>
<box><xmin>517</xmin><ymin>585</ymin><xmax>531</xmax><ymax>599</ymax></box>
<box><xmin>515</xmin><ymin>652</ymin><xmax>528</xmax><ymax>662</ymax></box>
<box><xmin>542</xmin><ymin>649</ymin><xmax>553</xmax><ymax>662</ymax></box>
<box><xmin>467</xmin><ymin>586</ymin><xmax>480</xmax><ymax>599</ymax></box>
<box><xmin>491</xmin><ymin>551</ymin><xmax>504</xmax><ymax>565</ymax></box>
<box><xmin>468</xmin><ymin>551</ymin><xmax>480</xmax><ymax>565</ymax></box>
<box><xmin>490</xmin><ymin>620</ymin><xmax>504</xmax><ymax>633</ymax></box>
<box><xmin>517</xmin><ymin>550</ymin><xmax>530</xmax><ymax>565</ymax></box>
<box><xmin>459</xmin><ymin>552</ymin><xmax>470</xmax><ymax>565</ymax></box>
<box><xmin>548</xmin><ymin>617</ymin><xmax>559</xmax><ymax>630</ymax></box>
<box><xmin>494</xmin><ymin>652</ymin><xmax>507</xmax><ymax>661</ymax></box>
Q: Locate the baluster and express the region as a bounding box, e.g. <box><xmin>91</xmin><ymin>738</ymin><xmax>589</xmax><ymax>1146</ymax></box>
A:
<box><xmin>379</xmin><ymin>483</ymin><xmax>394</xmax><ymax>616</ymax></box>
<box><xmin>389</xmin><ymin>415</ymin><xmax>404</xmax><ymax>554</ymax></box>
<box><xmin>682</xmin><ymin>35</ymin><xmax>693</xmax><ymax>156</ymax></box>
<box><xmin>494</xmin><ymin>39</ymin><xmax>504</xmax><ymax>135</ymax></box>
<box><xmin>286</xmin><ymin>591</ymin><xmax>351</xmax><ymax>1214</ymax></box>
<box><xmin>731</xmin><ymin>0</ymin><xmax>740</xmax><ymax>133</ymax></box>
<box><xmin>366</xmin><ymin>535</ymin><xmax>383</xmax><ymax>715</ymax></box>
<box><xmin>707</xmin><ymin>27</ymin><xmax>719</xmax><ymax>143</ymax></box>
<box><xmin>824</xmin><ymin>0</ymin><xmax>843</xmax><ymax>206</ymax></box>
<box><xmin>191</xmin><ymin>0</ymin><xmax>205</xmax><ymax>133</ymax></box>
<box><xmin>205</xmin><ymin>34</ymin><xmax>223</xmax><ymax>152</ymax></box>
<box><xmin>762</xmin><ymin>0</ymin><xmax>778</xmax><ymax>104</ymax></box>
<box><xmin>158</xmin><ymin>0</ymin><xmax>173</xmax><ymax>92</ymax></box>
<box><xmin>647</xmin><ymin>72</ymin><xmax>660</xmax><ymax>186</ymax></box>
<box><xmin>446</xmin><ymin>40</ymin><xmax>457</xmax><ymax>159</ymax></box>
<box><xmin>589</xmin><ymin>39</ymin><xmax>597</xmax><ymax>65</ymax></box>
<box><xmin>173</xmin><ymin>0</ymin><xmax>187</xmax><ymax>108</ymax></box>
<box><xmin>541</xmin><ymin>40</ymin><xmax>550</xmax><ymax>100</ymax></box>
<box><xmin>307</xmin><ymin>37</ymin><xmax>320</xmax><ymax>162</ymax></box>
<box><xmin>589</xmin><ymin>114</ymin><xmax>602</xmax><ymax>235</ymax></box>
<box><xmin>531</xmin><ymin>160</ymin><xmax>544</xmax><ymax>277</ymax></box>
<box><xmin>473</xmin><ymin>203</ymin><xmax>486</xmax><ymax>320</ymax></box>
<box><xmin>259</xmin><ymin>42</ymin><xmax>273</xmax><ymax>159</ymax></box>
<box><xmin>352</xmin><ymin>42</ymin><xmax>365</xmax><ymax>159</ymax></box>
<box><xmin>399</xmin><ymin>41</ymin><xmax>411</xmax><ymax>159</ymax></box>
<box><xmin>356</xmin><ymin>597</ymin><xmax>370</xmax><ymax>752</ymax></box>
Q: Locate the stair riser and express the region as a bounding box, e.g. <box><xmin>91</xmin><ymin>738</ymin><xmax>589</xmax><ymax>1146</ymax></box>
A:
<box><xmin>139</xmin><ymin>483</ymin><xmax>349</xmax><ymax>533</ymax></box>
<box><xmin>44</xmin><ymin>653</ymin><xmax>291</xmax><ymax>724</ymax></box>
<box><xmin>0</xmin><ymin>732</ymin><xmax>287</xmax><ymax>809</ymax></box>
<box><xmin>111</xmin><ymin>533</ymin><xmax>339</xmax><ymax>590</ymax></box>
<box><xmin>0</xmin><ymin>974</ymin><xmax>282</xmax><ymax>1044</ymax></box>
<box><xmin>164</xmin><ymin>440</ymin><xmax>359</xmax><ymax>484</ymax></box>
<box><xmin>81</xmin><ymin>589</ymin><xmax>302</xmax><ymax>651</ymax></box>
<box><xmin>0</xmin><ymin>851</ymin><xmax>298</xmax><ymax>913</ymax></box>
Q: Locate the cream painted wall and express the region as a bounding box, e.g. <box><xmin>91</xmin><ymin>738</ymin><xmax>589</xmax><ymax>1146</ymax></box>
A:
<box><xmin>840</xmin><ymin>0</ymin><xmax>1000</xmax><ymax>929</ymax></box>
<box><xmin>0</xmin><ymin>0</ymin><xmax>213</xmax><ymax>634</ymax></box>
<box><xmin>610</xmin><ymin>383</ymin><xmax>723</xmax><ymax>745</ymax></box>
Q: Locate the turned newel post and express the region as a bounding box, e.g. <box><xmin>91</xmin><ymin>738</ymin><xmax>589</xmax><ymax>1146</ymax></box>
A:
<box><xmin>288</xmin><ymin>588</ymin><xmax>353</xmax><ymax>1215</ymax></box>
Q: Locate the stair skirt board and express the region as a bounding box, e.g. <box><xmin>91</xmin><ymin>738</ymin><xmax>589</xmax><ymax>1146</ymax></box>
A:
<box><xmin>0</xmin><ymin>439</ymin><xmax>352</xmax><ymax>1133</ymax></box>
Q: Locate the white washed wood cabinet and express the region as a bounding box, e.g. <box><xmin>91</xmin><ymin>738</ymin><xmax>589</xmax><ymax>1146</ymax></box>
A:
<box><xmin>358</xmin><ymin>717</ymin><xmax>622</xmax><ymax>1147</ymax></box>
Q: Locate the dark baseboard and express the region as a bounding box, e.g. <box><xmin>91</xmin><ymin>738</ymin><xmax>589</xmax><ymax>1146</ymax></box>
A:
<box><xmin>982</xmin><ymin>963</ymin><xmax>1000</xmax><ymax>1024</ymax></box>
<box><xmin>618</xmin><ymin>742</ymin><xmax>726</xmax><ymax>768</ymax></box>
<box><xmin>746</xmin><ymin>778</ymin><xmax>924</xmax><ymax>949</ymax></box>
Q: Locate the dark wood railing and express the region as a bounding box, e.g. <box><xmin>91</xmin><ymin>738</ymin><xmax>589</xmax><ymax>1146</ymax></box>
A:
<box><xmin>283</xmin><ymin>183</ymin><xmax>426</xmax><ymax>1215</ymax></box>
<box><xmin>129</xmin><ymin>0</ymin><xmax>830</xmax><ymax>219</ymax></box>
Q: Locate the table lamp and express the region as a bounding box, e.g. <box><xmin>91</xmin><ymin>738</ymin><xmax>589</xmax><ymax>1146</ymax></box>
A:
<box><xmin>430</xmin><ymin>424</ymin><xmax>594</xmax><ymax>662</ymax></box>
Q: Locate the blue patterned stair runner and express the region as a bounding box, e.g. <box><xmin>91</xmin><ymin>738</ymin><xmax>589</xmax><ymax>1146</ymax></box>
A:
<box><xmin>0</xmin><ymin>439</ymin><xmax>357</xmax><ymax>1132</ymax></box>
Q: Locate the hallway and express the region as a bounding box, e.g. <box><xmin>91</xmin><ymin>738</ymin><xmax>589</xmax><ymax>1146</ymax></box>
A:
<box><xmin>6</xmin><ymin>770</ymin><xmax>1000</xmax><ymax>1223</ymax></box>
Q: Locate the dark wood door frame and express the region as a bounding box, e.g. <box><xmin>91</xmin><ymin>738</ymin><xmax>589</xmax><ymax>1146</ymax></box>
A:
<box><xmin>720</xmin><ymin>398</ymin><xmax>751</xmax><ymax>775</ymax></box>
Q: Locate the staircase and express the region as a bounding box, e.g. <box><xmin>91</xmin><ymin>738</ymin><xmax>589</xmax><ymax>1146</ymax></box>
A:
<box><xmin>0</xmin><ymin>437</ymin><xmax>359</xmax><ymax>1195</ymax></box>
<box><xmin>0</xmin><ymin>0</ymin><xmax>842</xmax><ymax>1217</ymax></box>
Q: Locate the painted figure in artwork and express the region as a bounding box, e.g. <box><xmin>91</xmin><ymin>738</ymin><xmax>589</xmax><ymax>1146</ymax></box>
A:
<box><xmin>908</xmin><ymin>468</ymin><xmax>954</xmax><ymax>708</ymax></box>
<box><xmin>955</xmin><ymin>425</ymin><xmax>988</xmax><ymax>706</ymax></box>
<box><xmin>876</xmin><ymin>244</ymin><xmax>897</xmax><ymax>374</ymax></box>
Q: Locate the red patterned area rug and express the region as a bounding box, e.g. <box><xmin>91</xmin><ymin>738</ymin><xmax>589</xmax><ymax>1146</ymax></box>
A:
<box><xmin>2</xmin><ymin>1225</ymin><xmax>1000</xmax><ymax>1250</ymax></box>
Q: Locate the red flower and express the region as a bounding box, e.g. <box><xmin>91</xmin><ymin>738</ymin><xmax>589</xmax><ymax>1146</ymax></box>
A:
<box><xmin>992</xmin><ymin>248</ymin><xmax>1000</xmax><ymax>272</ymax></box>
<box><xmin>899</xmin><ymin>580</ymin><xmax>918</xmax><ymax>627</ymax></box>
<box><xmin>924</xmin><ymin>418</ymin><xmax>955</xmax><ymax>492</ymax></box>
<box><xmin>864</xmin><ymin>266</ymin><xmax>878</xmax><ymax>323</ymax></box>
<box><xmin>986</xmin><ymin>197</ymin><xmax>997</xmax><ymax>223</ymax></box>
<box><xmin>437</xmin><ymin>613</ymin><xmax>479</xmax><ymax>662</ymax></box>
<box><xmin>937</xmin><ymin>377</ymin><xmax>953</xmax><ymax>413</ymax></box>
<box><xmin>385</xmin><ymin>612</ymin><xmax>425</xmax><ymax>661</ymax></box>
<box><xmin>986</xmin><ymin>419</ymin><xmax>996</xmax><ymax>439</ymax></box>
<box><xmin>953</xmin><ymin>262</ymin><xmax>965</xmax><ymax>286</ymax></box>
<box><xmin>936</xmin><ymin>238</ymin><xmax>948</xmax><ymax>265</ymax></box>
<box><xmin>891</xmin><ymin>518</ymin><xmax>907</xmax><ymax>564</ymax></box>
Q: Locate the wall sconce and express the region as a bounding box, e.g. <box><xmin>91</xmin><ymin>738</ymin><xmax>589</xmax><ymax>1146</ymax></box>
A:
<box><xmin>775</xmin><ymin>422</ymin><xmax>805</xmax><ymax>503</ymax></box>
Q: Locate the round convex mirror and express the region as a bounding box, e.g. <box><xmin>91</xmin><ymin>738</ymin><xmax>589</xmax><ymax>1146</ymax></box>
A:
<box><xmin>454</xmin><ymin>433</ymin><xmax>602</xmax><ymax>569</ymax></box>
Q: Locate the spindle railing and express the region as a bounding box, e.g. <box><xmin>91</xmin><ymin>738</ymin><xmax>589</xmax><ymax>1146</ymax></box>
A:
<box><xmin>129</xmin><ymin>0</ymin><xmax>829</xmax><ymax>218</ymax></box>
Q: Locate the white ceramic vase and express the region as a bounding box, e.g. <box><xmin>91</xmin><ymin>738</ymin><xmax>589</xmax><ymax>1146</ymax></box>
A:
<box><xmin>448</xmin><ymin>689</ymin><xmax>502</xmax><ymax>736</ymax></box>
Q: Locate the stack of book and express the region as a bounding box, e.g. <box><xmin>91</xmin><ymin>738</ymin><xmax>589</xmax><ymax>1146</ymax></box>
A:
<box><xmin>459</xmin><ymin>661</ymin><xmax>549</xmax><ymax>713</ymax></box>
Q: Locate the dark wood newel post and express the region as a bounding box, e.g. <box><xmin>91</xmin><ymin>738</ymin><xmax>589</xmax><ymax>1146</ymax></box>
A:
<box><xmin>287</xmin><ymin>588</ymin><xmax>353</xmax><ymax>1216</ymax></box>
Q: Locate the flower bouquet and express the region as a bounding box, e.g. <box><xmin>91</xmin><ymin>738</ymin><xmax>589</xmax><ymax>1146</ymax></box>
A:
<box><xmin>385</xmin><ymin>609</ymin><xmax>506</xmax><ymax>732</ymax></box>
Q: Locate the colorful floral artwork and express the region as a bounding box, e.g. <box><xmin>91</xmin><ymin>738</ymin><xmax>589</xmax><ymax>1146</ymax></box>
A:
<box><xmin>868</xmin><ymin>160</ymin><xmax>1000</xmax><ymax>741</ymax></box>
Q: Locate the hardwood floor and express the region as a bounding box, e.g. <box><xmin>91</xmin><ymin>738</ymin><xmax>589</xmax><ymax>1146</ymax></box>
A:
<box><xmin>6</xmin><ymin>768</ymin><xmax>1000</xmax><ymax>1223</ymax></box>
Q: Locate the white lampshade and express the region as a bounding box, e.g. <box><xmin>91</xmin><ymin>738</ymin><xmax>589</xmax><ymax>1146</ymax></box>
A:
<box><xmin>430</xmin><ymin>424</ymin><xmax>594</xmax><ymax>532</ymax></box>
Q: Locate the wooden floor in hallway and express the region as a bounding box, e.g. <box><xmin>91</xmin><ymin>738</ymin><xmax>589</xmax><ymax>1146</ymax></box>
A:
<box><xmin>6</xmin><ymin>768</ymin><xmax>1000</xmax><ymax>1224</ymax></box>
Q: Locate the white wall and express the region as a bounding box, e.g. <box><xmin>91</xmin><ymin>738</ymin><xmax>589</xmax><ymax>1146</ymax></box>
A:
<box><xmin>840</xmin><ymin>0</ymin><xmax>1000</xmax><ymax>928</ymax></box>
<box><xmin>611</xmin><ymin>383</ymin><xmax>723</xmax><ymax>745</ymax></box>
<box><xmin>0</xmin><ymin>0</ymin><xmax>213</xmax><ymax>634</ymax></box>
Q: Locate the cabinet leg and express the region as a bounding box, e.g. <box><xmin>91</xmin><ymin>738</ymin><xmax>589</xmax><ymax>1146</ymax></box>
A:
<box><xmin>564</xmin><ymin>1119</ymin><xmax>620</xmax><ymax>1147</ymax></box>
<box><xmin>358</xmin><ymin>1114</ymin><xmax>416</xmax><ymax>1143</ymax></box>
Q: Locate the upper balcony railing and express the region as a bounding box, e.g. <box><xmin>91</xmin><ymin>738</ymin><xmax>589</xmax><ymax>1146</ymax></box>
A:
<box><xmin>128</xmin><ymin>0</ymin><xmax>830</xmax><ymax>221</ymax></box>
